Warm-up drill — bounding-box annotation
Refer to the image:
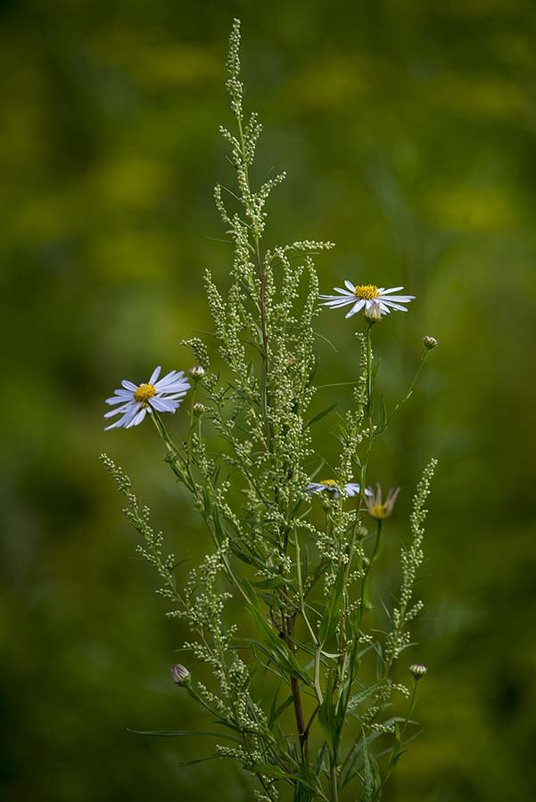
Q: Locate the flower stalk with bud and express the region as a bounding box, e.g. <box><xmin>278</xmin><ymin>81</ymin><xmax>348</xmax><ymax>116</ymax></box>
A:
<box><xmin>101</xmin><ymin>19</ymin><xmax>439</xmax><ymax>802</ymax></box>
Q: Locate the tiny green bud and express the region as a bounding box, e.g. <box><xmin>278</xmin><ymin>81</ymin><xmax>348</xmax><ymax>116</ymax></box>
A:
<box><xmin>409</xmin><ymin>663</ymin><xmax>427</xmax><ymax>680</ymax></box>
<box><xmin>193</xmin><ymin>402</ymin><xmax>205</xmax><ymax>416</ymax></box>
<box><xmin>189</xmin><ymin>365</ymin><xmax>206</xmax><ymax>380</ymax></box>
<box><xmin>423</xmin><ymin>336</ymin><xmax>438</xmax><ymax>350</ymax></box>
<box><xmin>171</xmin><ymin>664</ymin><xmax>191</xmax><ymax>686</ymax></box>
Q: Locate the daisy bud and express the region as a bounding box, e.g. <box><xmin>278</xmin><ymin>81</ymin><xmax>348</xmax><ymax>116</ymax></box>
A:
<box><xmin>364</xmin><ymin>301</ymin><xmax>382</xmax><ymax>323</ymax></box>
<box><xmin>423</xmin><ymin>336</ymin><xmax>438</xmax><ymax>350</ymax></box>
<box><xmin>409</xmin><ymin>663</ymin><xmax>427</xmax><ymax>681</ymax></box>
<box><xmin>189</xmin><ymin>365</ymin><xmax>206</xmax><ymax>381</ymax></box>
<box><xmin>193</xmin><ymin>402</ymin><xmax>205</xmax><ymax>416</ymax></box>
<box><xmin>171</xmin><ymin>664</ymin><xmax>191</xmax><ymax>686</ymax></box>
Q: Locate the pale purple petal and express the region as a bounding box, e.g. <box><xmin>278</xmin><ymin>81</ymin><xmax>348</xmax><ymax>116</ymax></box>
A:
<box><xmin>149</xmin><ymin>365</ymin><xmax>162</xmax><ymax>384</ymax></box>
<box><xmin>125</xmin><ymin>408</ymin><xmax>148</xmax><ymax>428</ymax></box>
<box><xmin>149</xmin><ymin>397</ymin><xmax>179</xmax><ymax>413</ymax></box>
<box><xmin>105</xmin><ymin>404</ymin><xmax>140</xmax><ymax>430</ymax></box>
<box><xmin>156</xmin><ymin>380</ymin><xmax>190</xmax><ymax>394</ymax></box>
<box><xmin>105</xmin><ymin>394</ymin><xmax>134</xmax><ymax>406</ymax></box>
<box><xmin>344</xmin><ymin>280</ymin><xmax>355</xmax><ymax>291</ymax></box>
<box><xmin>104</xmin><ymin>403</ymin><xmax>132</xmax><ymax>418</ymax></box>
<box><xmin>154</xmin><ymin>370</ymin><xmax>179</xmax><ymax>387</ymax></box>
<box><xmin>121</xmin><ymin>380</ymin><xmax>138</xmax><ymax>391</ymax></box>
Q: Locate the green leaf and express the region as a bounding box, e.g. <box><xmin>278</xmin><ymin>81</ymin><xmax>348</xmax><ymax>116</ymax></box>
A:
<box><xmin>347</xmin><ymin>683</ymin><xmax>381</xmax><ymax>711</ymax></box>
<box><xmin>269</xmin><ymin>693</ymin><xmax>295</xmax><ymax>727</ymax></box>
<box><xmin>318</xmin><ymin>566</ymin><xmax>345</xmax><ymax>643</ymax></box>
<box><xmin>250</xmin><ymin>576</ymin><xmax>293</xmax><ymax>590</ymax></box>
<box><xmin>305</xmin><ymin>402</ymin><xmax>338</xmax><ymax>429</ymax></box>
<box><xmin>129</xmin><ymin>728</ymin><xmax>240</xmax><ymax>743</ymax></box>
<box><xmin>177</xmin><ymin>754</ymin><xmax>223</xmax><ymax>767</ymax></box>
<box><xmin>357</xmin><ymin>731</ymin><xmax>382</xmax><ymax>802</ymax></box>
<box><xmin>247</xmin><ymin>605</ymin><xmax>312</xmax><ymax>684</ymax></box>
<box><xmin>252</xmin><ymin>763</ymin><xmax>322</xmax><ymax>795</ymax></box>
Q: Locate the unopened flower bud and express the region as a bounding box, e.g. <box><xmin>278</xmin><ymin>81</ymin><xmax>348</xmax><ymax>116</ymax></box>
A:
<box><xmin>409</xmin><ymin>663</ymin><xmax>427</xmax><ymax>680</ymax></box>
<box><xmin>423</xmin><ymin>336</ymin><xmax>438</xmax><ymax>350</ymax></box>
<box><xmin>364</xmin><ymin>301</ymin><xmax>382</xmax><ymax>323</ymax></box>
<box><xmin>171</xmin><ymin>664</ymin><xmax>191</xmax><ymax>686</ymax></box>
<box><xmin>189</xmin><ymin>365</ymin><xmax>206</xmax><ymax>380</ymax></box>
<box><xmin>193</xmin><ymin>402</ymin><xmax>205</xmax><ymax>416</ymax></box>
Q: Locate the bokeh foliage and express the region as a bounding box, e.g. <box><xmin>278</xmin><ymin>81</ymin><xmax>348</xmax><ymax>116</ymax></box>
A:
<box><xmin>1</xmin><ymin>0</ymin><xmax>535</xmax><ymax>800</ymax></box>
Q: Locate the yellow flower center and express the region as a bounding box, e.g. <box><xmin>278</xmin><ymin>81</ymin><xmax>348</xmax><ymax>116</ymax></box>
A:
<box><xmin>134</xmin><ymin>383</ymin><xmax>156</xmax><ymax>405</ymax></box>
<box><xmin>353</xmin><ymin>284</ymin><xmax>379</xmax><ymax>300</ymax></box>
<box><xmin>368</xmin><ymin>504</ymin><xmax>389</xmax><ymax>520</ymax></box>
<box><xmin>320</xmin><ymin>479</ymin><xmax>338</xmax><ymax>487</ymax></box>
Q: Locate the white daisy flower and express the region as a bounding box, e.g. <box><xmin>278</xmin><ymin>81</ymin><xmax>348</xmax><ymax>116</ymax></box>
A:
<box><xmin>104</xmin><ymin>366</ymin><xmax>190</xmax><ymax>430</ymax></box>
<box><xmin>306</xmin><ymin>479</ymin><xmax>372</xmax><ymax>499</ymax></box>
<box><xmin>320</xmin><ymin>281</ymin><xmax>415</xmax><ymax>319</ymax></box>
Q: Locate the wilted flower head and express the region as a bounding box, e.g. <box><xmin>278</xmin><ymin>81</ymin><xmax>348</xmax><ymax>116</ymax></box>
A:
<box><xmin>320</xmin><ymin>281</ymin><xmax>415</xmax><ymax>319</ymax></box>
<box><xmin>366</xmin><ymin>484</ymin><xmax>400</xmax><ymax>520</ymax></box>
<box><xmin>171</xmin><ymin>664</ymin><xmax>191</xmax><ymax>686</ymax></box>
<box><xmin>423</xmin><ymin>335</ymin><xmax>438</xmax><ymax>350</ymax></box>
<box><xmin>409</xmin><ymin>663</ymin><xmax>428</xmax><ymax>681</ymax></box>
<box><xmin>364</xmin><ymin>300</ymin><xmax>383</xmax><ymax>322</ymax></box>
<box><xmin>104</xmin><ymin>367</ymin><xmax>190</xmax><ymax>430</ymax></box>
<box><xmin>307</xmin><ymin>479</ymin><xmax>372</xmax><ymax>499</ymax></box>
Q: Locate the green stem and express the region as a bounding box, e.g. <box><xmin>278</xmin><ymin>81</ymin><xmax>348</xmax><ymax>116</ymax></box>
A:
<box><xmin>357</xmin><ymin>521</ymin><xmax>383</xmax><ymax>627</ymax></box>
<box><xmin>330</xmin><ymin>765</ymin><xmax>339</xmax><ymax>802</ymax></box>
<box><xmin>359</xmin><ymin>323</ymin><xmax>375</xmax><ymax>506</ymax></box>
<box><xmin>365</xmin><ymin>322</ymin><xmax>373</xmax><ymax>424</ymax></box>
<box><xmin>381</xmin><ymin>348</ymin><xmax>429</xmax><ymax>432</ymax></box>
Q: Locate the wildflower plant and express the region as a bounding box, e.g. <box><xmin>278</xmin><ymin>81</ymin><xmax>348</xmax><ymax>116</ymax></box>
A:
<box><xmin>101</xmin><ymin>19</ymin><xmax>438</xmax><ymax>802</ymax></box>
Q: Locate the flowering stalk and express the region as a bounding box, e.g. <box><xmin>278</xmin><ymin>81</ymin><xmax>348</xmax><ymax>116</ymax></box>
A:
<box><xmin>102</xmin><ymin>19</ymin><xmax>438</xmax><ymax>802</ymax></box>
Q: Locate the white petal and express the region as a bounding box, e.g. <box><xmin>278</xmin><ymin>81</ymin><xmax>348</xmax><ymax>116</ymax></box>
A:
<box><xmin>379</xmin><ymin>294</ymin><xmax>414</xmax><ymax>302</ymax></box>
<box><xmin>333</xmin><ymin>287</ymin><xmax>354</xmax><ymax>296</ymax></box>
<box><xmin>344</xmin><ymin>280</ymin><xmax>355</xmax><ymax>291</ymax></box>
<box><xmin>322</xmin><ymin>298</ymin><xmax>355</xmax><ymax>309</ymax></box>
<box><xmin>121</xmin><ymin>380</ymin><xmax>137</xmax><ymax>391</ymax></box>
<box><xmin>345</xmin><ymin>300</ymin><xmax>365</xmax><ymax>318</ymax></box>
<box><xmin>381</xmin><ymin>286</ymin><xmax>404</xmax><ymax>295</ymax></box>
<box><xmin>382</xmin><ymin>300</ymin><xmax>409</xmax><ymax>311</ymax></box>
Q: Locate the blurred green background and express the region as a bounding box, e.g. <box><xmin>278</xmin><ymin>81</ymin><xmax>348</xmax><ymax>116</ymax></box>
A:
<box><xmin>2</xmin><ymin>0</ymin><xmax>535</xmax><ymax>799</ymax></box>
